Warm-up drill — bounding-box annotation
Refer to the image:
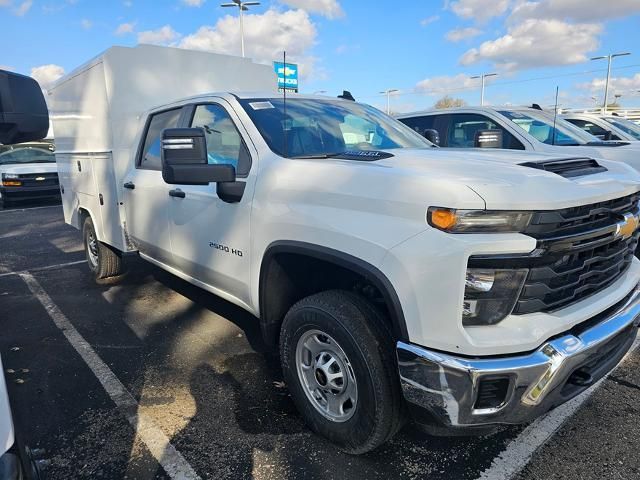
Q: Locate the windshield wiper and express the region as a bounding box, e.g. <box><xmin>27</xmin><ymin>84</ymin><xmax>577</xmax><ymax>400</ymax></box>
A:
<box><xmin>289</xmin><ymin>152</ymin><xmax>343</xmax><ymax>159</ymax></box>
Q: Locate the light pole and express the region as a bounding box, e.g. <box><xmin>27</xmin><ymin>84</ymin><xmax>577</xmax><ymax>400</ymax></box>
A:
<box><xmin>220</xmin><ymin>0</ymin><xmax>260</xmax><ymax>58</ymax></box>
<box><xmin>470</xmin><ymin>73</ymin><xmax>497</xmax><ymax>106</ymax></box>
<box><xmin>591</xmin><ymin>52</ymin><xmax>631</xmax><ymax>111</ymax></box>
<box><xmin>379</xmin><ymin>89</ymin><xmax>398</xmax><ymax>114</ymax></box>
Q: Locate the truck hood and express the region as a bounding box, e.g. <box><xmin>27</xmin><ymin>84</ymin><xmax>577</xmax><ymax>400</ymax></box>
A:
<box><xmin>374</xmin><ymin>148</ymin><xmax>640</xmax><ymax>210</ymax></box>
<box><xmin>536</xmin><ymin>143</ymin><xmax>640</xmax><ymax>172</ymax></box>
<box><xmin>0</xmin><ymin>163</ymin><xmax>58</xmax><ymax>175</ymax></box>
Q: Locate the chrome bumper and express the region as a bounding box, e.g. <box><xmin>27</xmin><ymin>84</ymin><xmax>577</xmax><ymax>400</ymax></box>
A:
<box><xmin>397</xmin><ymin>285</ymin><xmax>640</xmax><ymax>428</ymax></box>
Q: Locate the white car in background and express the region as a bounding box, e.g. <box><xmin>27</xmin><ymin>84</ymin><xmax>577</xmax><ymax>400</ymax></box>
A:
<box><xmin>396</xmin><ymin>106</ymin><xmax>640</xmax><ymax>171</ymax></box>
<box><xmin>562</xmin><ymin>113</ymin><xmax>640</xmax><ymax>143</ymax></box>
<box><xmin>0</xmin><ymin>143</ymin><xmax>59</xmax><ymax>208</ymax></box>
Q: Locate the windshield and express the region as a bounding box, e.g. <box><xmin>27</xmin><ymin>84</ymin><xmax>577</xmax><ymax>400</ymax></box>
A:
<box><xmin>498</xmin><ymin>109</ymin><xmax>596</xmax><ymax>146</ymax></box>
<box><xmin>239</xmin><ymin>98</ymin><xmax>432</xmax><ymax>158</ymax></box>
<box><xmin>0</xmin><ymin>147</ymin><xmax>55</xmax><ymax>165</ymax></box>
<box><xmin>602</xmin><ymin>117</ymin><xmax>640</xmax><ymax>140</ymax></box>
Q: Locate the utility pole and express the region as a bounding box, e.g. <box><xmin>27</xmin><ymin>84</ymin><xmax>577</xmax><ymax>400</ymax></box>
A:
<box><xmin>591</xmin><ymin>52</ymin><xmax>631</xmax><ymax>112</ymax></box>
<box><xmin>471</xmin><ymin>73</ymin><xmax>497</xmax><ymax>106</ymax></box>
<box><xmin>379</xmin><ymin>89</ymin><xmax>399</xmax><ymax>115</ymax></box>
<box><xmin>220</xmin><ymin>0</ymin><xmax>260</xmax><ymax>58</ymax></box>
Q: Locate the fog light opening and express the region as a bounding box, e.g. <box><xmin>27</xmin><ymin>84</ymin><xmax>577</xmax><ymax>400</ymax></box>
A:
<box><xmin>474</xmin><ymin>377</ymin><xmax>511</xmax><ymax>411</ymax></box>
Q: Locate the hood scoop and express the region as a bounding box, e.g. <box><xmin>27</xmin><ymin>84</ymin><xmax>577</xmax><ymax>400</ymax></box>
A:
<box><xmin>520</xmin><ymin>158</ymin><xmax>607</xmax><ymax>178</ymax></box>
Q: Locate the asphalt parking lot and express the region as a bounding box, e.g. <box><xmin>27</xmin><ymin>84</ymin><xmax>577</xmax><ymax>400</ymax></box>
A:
<box><xmin>1</xmin><ymin>202</ymin><xmax>639</xmax><ymax>480</ymax></box>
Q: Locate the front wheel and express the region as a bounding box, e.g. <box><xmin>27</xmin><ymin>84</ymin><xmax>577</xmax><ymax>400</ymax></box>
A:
<box><xmin>82</xmin><ymin>216</ymin><xmax>123</xmax><ymax>280</ymax></box>
<box><xmin>280</xmin><ymin>290</ymin><xmax>405</xmax><ymax>454</ymax></box>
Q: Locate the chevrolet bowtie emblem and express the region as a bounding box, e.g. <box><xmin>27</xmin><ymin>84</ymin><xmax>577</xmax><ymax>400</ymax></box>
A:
<box><xmin>35</xmin><ymin>176</ymin><xmax>45</xmax><ymax>181</ymax></box>
<box><xmin>614</xmin><ymin>213</ymin><xmax>640</xmax><ymax>240</ymax></box>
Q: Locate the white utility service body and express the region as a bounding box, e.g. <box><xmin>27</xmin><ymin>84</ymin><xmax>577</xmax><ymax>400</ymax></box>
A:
<box><xmin>50</xmin><ymin>45</ymin><xmax>640</xmax><ymax>452</ymax></box>
<box><xmin>397</xmin><ymin>106</ymin><xmax>640</xmax><ymax>171</ymax></box>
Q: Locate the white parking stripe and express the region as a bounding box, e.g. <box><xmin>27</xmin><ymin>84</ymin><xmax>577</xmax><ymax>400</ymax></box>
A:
<box><xmin>19</xmin><ymin>272</ymin><xmax>201</xmax><ymax>480</ymax></box>
<box><xmin>0</xmin><ymin>204</ymin><xmax>61</xmax><ymax>214</ymax></box>
<box><xmin>476</xmin><ymin>335</ymin><xmax>639</xmax><ymax>480</ymax></box>
<box><xmin>0</xmin><ymin>259</ymin><xmax>86</xmax><ymax>278</ymax></box>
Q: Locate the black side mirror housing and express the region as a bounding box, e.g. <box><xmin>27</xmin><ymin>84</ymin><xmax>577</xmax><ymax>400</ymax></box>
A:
<box><xmin>474</xmin><ymin>129</ymin><xmax>504</xmax><ymax>148</ymax></box>
<box><xmin>161</xmin><ymin>127</ymin><xmax>236</xmax><ymax>185</ymax></box>
<box><xmin>423</xmin><ymin>129</ymin><xmax>440</xmax><ymax>146</ymax></box>
<box><xmin>603</xmin><ymin>130</ymin><xmax>613</xmax><ymax>141</ymax></box>
<box><xmin>0</xmin><ymin>70</ymin><xmax>49</xmax><ymax>145</ymax></box>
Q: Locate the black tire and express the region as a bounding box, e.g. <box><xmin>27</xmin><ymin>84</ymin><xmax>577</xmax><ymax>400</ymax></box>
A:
<box><xmin>280</xmin><ymin>290</ymin><xmax>405</xmax><ymax>454</ymax></box>
<box><xmin>82</xmin><ymin>216</ymin><xmax>123</xmax><ymax>280</ymax></box>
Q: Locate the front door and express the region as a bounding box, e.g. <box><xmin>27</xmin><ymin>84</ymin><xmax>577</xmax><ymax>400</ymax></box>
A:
<box><xmin>168</xmin><ymin>101</ymin><xmax>255</xmax><ymax>306</ymax></box>
<box><xmin>123</xmin><ymin>107</ymin><xmax>183</xmax><ymax>264</ymax></box>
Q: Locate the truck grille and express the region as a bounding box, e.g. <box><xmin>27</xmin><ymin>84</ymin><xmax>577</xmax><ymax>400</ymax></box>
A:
<box><xmin>16</xmin><ymin>172</ymin><xmax>59</xmax><ymax>188</ymax></box>
<box><xmin>468</xmin><ymin>192</ymin><xmax>640</xmax><ymax>315</ymax></box>
<box><xmin>514</xmin><ymin>192</ymin><xmax>640</xmax><ymax>314</ymax></box>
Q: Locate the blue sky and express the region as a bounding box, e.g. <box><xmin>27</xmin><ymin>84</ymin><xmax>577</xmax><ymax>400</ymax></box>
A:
<box><xmin>1</xmin><ymin>0</ymin><xmax>639</xmax><ymax>113</ymax></box>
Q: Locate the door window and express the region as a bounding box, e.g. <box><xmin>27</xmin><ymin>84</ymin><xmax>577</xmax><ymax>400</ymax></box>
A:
<box><xmin>190</xmin><ymin>104</ymin><xmax>250</xmax><ymax>176</ymax></box>
<box><xmin>565</xmin><ymin>118</ymin><xmax>620</xmax><ymax>140</ymax></box>
<box><xmin>448</xmin><ymin>113</ymin><xmax>524</xmax><ymax>149</ymax></box>
<box><xmin>398</xmin><ymin>115</ymin><xmax>436</xmax><ymax>135</ymax></box>
<box><xmin>139</xmin><ymin>108</ymin><xmax>182</xmax><ymax>170</ymax></box>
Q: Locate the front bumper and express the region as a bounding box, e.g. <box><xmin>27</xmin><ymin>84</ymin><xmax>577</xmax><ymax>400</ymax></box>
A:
<box><xmin>397</xmin><ymin>284</ymin><xmax>640</xmax><ymax>428</ymax></box>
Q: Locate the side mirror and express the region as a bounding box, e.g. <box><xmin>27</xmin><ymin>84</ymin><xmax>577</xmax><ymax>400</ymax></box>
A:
<box><xmin>474</xmin><ymin>129</ymin><xmax>503</xmax><ymax>148</ymax></box>
<box><xmin>603</xmin><ymin>130</ymin><xmax>613</xmax><ymax>141</ymax></box>
<box><xmin>0</xmin><ymin>70</ymin><xmax>49</xmax><ymax>145</ymax></box>
<box><xmin>423</xmin><ymin>129</ymin><xmax>440</xmax><ymax>146</ymax></box>
<box><xmin>161</xmin><ymin>128</ymin><xmax>235</xmax><ymax>185</ymax></box>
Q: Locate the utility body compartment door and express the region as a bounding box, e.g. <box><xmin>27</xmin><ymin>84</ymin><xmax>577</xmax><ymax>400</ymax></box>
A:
<box><xmin>167</xmin><ymin>101</ymin><xmax>255</xmax><ymax>307</ymax></box>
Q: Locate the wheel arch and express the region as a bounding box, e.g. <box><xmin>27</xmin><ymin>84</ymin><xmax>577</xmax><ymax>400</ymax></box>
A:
<box><xmin>258</xmin><ymin>240</ymin><xmax>409</xmax><ymax>347</ymax></box>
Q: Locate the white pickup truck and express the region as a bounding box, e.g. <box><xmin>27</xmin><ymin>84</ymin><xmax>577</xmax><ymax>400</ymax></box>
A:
<box><xmin>50</xmin><ymin>46</ymin><xmax>640</xmax><ymax>453</ymax></box>
<box><xmin>397</xmin><ymin>106</ymin><xmax>640</xmax><ymax>171</ymax></box>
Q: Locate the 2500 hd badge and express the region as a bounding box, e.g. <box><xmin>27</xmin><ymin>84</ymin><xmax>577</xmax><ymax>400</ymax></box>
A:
<box><xmin>209</xmin><ymin>242</ymin><xmax>243</xmax><ymax>257</ymax></box>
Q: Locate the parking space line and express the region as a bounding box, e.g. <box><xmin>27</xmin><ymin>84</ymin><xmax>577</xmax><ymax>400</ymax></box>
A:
<box><xmin>19</xmin><ymin>272</ymin><xmax>201</xmax><ymax>480</ymax></box>
<box><xmin>0</xmin><ymin>205</ymin><xmax>61</xmax><ymax>214</ymax></box>
<box><xmin>0</xmin><ymin>260</ymin><xmax>87</xmax><ymax>278</ymax></box>
<box><xmin>476</xmin><ymin>335</ymin><xmax>640</xmax><ymax>480</ymax></box>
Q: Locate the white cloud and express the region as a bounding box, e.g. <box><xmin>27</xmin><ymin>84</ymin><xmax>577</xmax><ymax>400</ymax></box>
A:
<box><xmin>415</xmin><ymin>73</ymin><xmax>480</xmax><ymax>95</ymax></box>
<box><xmin>138</xmin><ymin>25</ymin><xmax>181</xmax><ymax>45</ymax></box>
<box><xmin>460</xmin><ymin>19</ymin><xmax>601</xmax><ymax>70</ymax></box>
<box><xmin>579</xmin><ymin>74</ymin><xmax>640</xmax><ymax>95</ymax></box>
<box><xmin>179</xmin><ymin>9</ymin><xmax>319</xmax><ymax>78</ymax></box>
<box><xmin>30</xmin><ymin>64</ymin><xmax>65</xmax><ymax>88</ymax></box>
<box><xmin>278</xmin><ymin>0</ymin><xmax>343</xmax><ymax>19</ymax></box>
<box><xmin>80</xmin><ymin>18</ymin><xmax>92</xmax><ymax>30</ymax></box>
<box><xmin>445</xmin><ymin>27</ymin><xmax>482</xmax><ymax>42</ymax></box>
<box><xmin>182</xmin><ymin>0</ymin><xmax>205</xmax><ymax>6</ymax></box>
<box><xmin>448</xmin><ymin>0</ymin><xmax>510</xmax><ymax>23</ymax></box>
<box><xmin>420</xmin><ymin>15</ymin><xmax>439</xmax><ymax>26</ymax></box>
<box><xmin>115</xmin><ymin>22</ymin><xmax>136</xmax><ymax>35</ymax></box>
<box><xmin>3</xmin><ymin>0</ymin><xmax>33</xmax><ymax>16</ymax></box>
<box><xmin>510</xmin><ymin>0</ymin><xmax>640</xmax><ymax>23</ymax></box>
<box><xmin>0</xmin><ymin>65</ymin><xmax>14</xmax><ymax>71</ymax></box>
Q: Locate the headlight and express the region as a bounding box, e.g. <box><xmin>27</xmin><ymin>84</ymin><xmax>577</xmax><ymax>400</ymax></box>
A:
<box><xmin>428</xmin><ymin>207</ymin><xmax>533</xmax><ymax>233</ymax></box>
<box><xmin>1</xmin><ymin>173</ymin><xmax>21</xmax><ymax>186</ymax></box>
<box><xmin>463</xmin><ymin>268</ymin><xmax>528</xmax><ymax>326</ymax></box>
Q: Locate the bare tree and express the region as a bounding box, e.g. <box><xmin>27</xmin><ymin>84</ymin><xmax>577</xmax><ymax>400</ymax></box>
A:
<box><xmin>434</xmin><ymin>95</ymin><xmax>467</xmax><ymax>109</ymax></box>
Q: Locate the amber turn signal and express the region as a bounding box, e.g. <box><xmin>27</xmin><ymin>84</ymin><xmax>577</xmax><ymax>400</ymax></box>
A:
<box><xmin>2</xmin><ymin>180</ymin><xmax>22</xmax><ymax>187</ymax></box>
<box><xmin>429</xmin><ymin>208</ymin><xmax>457</xmax><ymax>230</ymax></box>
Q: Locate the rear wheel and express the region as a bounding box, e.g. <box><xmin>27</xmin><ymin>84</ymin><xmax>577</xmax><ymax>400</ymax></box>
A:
<box><xmin>82</xmin><ymin>216</ymin><xmax>123</xmax><ymax>280</ymax></box>
<box><xmin>280</xmin><ymin>290</ymin><xmax>405</xmax><ymax>454</ymax></box>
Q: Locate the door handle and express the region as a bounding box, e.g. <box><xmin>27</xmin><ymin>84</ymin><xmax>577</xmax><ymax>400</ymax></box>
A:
<box><xmin>169</xmin><ymin>189</ymin><xmax>185</xmax><ymax>198</ymax></box>
<box><xmin>123</xmin><ymin>181</ymin><xmax>135</xmax><ymax>190</ymax></box>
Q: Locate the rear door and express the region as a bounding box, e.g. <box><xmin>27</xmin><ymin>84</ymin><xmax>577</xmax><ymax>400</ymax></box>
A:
<box><xmin>122</xmin><ymin>107</ymin><xmax>183</xmax><ymax>264</ymax></box>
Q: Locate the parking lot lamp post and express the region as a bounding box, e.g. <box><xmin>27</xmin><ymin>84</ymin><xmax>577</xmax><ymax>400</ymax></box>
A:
<box><xmin>220</xmin><ymin>0</ymin><xmax>260</xmax><ymax>58</ymax></box>
<box><xmin>591</xmin><ymin>52</ymin><xmax>631</xmax><ymax>112</ymax></box>
<box><xmin>379</xmin><ymin>89</ymin><xmax>399</xmax><ymax>114</ymax></box>
<box><xmin>471</xmin><ymin>73</ymin><xmax>497</xmax><ymax>106</ymax></box>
